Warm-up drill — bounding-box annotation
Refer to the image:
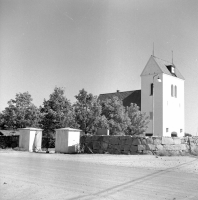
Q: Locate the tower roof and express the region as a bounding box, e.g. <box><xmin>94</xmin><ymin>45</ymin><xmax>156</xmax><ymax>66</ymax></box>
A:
<box><xmin>141</xmin><ymin>55</ymin><xmax>185</xmax><ymax>80</ymax></box>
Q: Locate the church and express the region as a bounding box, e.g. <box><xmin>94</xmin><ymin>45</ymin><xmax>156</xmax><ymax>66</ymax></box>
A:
<box><xmin>98</xmin><ymin>55</ymin><xmax>185</xmax><ymax>137</ymax></box>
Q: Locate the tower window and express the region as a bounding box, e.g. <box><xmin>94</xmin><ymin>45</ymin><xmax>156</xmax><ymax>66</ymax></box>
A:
<box><xmin>166</xmin><ymin>128</ymin><xmax>169</xmax><ymax>132</ymax></box>
<box><xmin>150</xmin><ymin>83</ymin><xmax>153</xmax><ymax>96</ymax></box>
<box><xmin>171</xmin><ymin>85</ymin><xmax>177</xmax><ymax>97</ymax></box>
<box><xmin>175</xmin><ymin>85</ymin><xmax>177</xmax><ymax>98</ymax></box>
<box><xmin>150</xmin><ymin>112</ymin><xmax>153</xmax><ymax>120</ymax></box>
<box><xmin>171</xmin><ymin>85</ymin><xmax>174</xmax><ymax>97</ymax></box>
<box><xmin>166</xmin><ymin>65</ymin><xmax>177</xmax><ymax>77</ymax></box>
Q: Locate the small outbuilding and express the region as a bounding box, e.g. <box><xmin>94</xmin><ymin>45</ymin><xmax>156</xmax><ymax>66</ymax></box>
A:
<box><xmin>55</xmin><ymin>128</ymin><xmax>81</xmax><ymax>153</ymax></box>
<box><xmin>19</xmin><ymin>128</ymin><xmax>43</xmax><ymax>152</ymax></box>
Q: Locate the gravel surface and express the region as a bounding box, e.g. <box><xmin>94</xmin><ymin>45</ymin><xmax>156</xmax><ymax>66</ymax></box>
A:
<box><xmin>0</xmin><ymin>150</ymin><xmax>198</xmax><ymax>200</ymax></box>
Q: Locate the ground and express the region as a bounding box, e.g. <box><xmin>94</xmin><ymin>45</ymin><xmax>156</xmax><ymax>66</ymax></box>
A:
<box><xmin>0</xmin><ymin>150</ymin><xmax>198</xmax><ymax>200</ymax></box>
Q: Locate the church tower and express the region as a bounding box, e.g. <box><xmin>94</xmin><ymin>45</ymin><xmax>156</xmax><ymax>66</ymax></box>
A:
<box><xmin>140</xmin><ymin>55</ymin><xmax>185</xmax><ymax>137</ymax></box>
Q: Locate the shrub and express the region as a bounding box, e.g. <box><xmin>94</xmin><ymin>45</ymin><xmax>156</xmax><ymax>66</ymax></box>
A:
<box><xmin>171</xmin><ymin>132</ymin><xmax>177</xmax><ymax>137</ymax></box>
<box><xmin>156</xmin><ymin>150</ymin><xmax>179</xmax><ymax>156</ymax></box>
<box><xmin>185</xmin><ymin>133</ymin><xmax>192</xmax><ymax>137</ymax></box>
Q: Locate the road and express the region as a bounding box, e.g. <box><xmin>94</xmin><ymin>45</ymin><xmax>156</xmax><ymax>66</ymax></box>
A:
<box><xmin>0</xmin><ymin>150</ymin><xmax>198</xmax><ymax>200</ymax></box>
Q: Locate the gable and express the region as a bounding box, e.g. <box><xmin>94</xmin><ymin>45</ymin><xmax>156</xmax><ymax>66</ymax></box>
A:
<box><xmin>141</xmin><ymin>55</ymin><xmax>185</xmax><ymax>80</ymax></box>
<box><xmin>140</xmin><ymin>56</ymin><xmax>163</xmax><ymax>76</ymax></box>
<box><xmin>153</xmin><ymin>57</ymin><xmax>185</xmax><ymax>80</ymax></box>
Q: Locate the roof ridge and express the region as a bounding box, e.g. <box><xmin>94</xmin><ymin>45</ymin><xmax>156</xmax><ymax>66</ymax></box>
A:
<box><xmin>100</xmin><ymin>89</ymin><xmax>140</xmax><ymax>95</ymax></box>
<box><xmin>153</xmin><ymin>56</ymin><xmax>172</xmax><ymax>65</ymax></box>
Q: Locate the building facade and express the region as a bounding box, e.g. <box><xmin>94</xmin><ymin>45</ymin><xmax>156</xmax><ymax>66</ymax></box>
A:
<box><xmin>98</xmin><ymin>55</ymin><xmax>185</xmax><ymax>137</ymax></box>
<box><xmin>141</xmin><ymin>55</ymin><xmax>185</xmax><ymax>137</ymax></box>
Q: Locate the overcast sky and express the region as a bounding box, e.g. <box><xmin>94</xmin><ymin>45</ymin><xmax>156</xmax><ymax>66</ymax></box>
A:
<box><xmin>0</xmin><ymin>0</ymin><xmax>198</xmax><ymax>134</ymax></box>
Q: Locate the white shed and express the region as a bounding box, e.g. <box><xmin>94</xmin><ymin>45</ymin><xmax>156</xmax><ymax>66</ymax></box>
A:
<box><xmin>55</xmin><ymin>128</ymin><xmax>81</xmax><ymax>153</ymax></box>
<box><xmin>19</xmin><ymin>128</ymin><xmax>43</xmax><ymax>152</ymax></box>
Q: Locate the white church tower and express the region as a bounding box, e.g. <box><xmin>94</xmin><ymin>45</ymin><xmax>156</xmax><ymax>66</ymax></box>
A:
<box><xmin>141</xmin><ymin>55</ymin><xmax>185</xmax><ymax>137</ymax></box>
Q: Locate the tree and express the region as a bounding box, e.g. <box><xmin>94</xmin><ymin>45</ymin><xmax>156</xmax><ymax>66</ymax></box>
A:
<box><xmin>74</xmin><ymin>89</ymin><xmax>105</xmax><ymax>134</ymax></box>
<box><xmin>0</xmin><ymin>112</ymin><xmax>6</xmax><ymax>129</ymax></box>
<box><xmin>0</xmin><ymin>92</ymin><xmax>41</xmax><ymax>129</ymax></box>
<box><xmin>39</xmin><ymin>87</ymin><xmax>78</xmax><ymax>137</ymax></box>
<box><xmin>126</xmin><ymin>103</ymin><xmax>150</xmax><ymax>135</ymax></box>
<box><xmin>100</xmin><ymin>96</ymin><xmax>131</xmax><ymax>135</ymax></box>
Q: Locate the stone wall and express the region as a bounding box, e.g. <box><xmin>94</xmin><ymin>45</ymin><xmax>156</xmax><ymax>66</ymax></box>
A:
<box><xmin>80</xmin><ymin>135</ymin><xmax>198</xmax><ymax>155</ymax></box>
<box><xmin>1</xmin><ymin>134</ymin><xmax>198</xmax><ymax>156</ymax></box>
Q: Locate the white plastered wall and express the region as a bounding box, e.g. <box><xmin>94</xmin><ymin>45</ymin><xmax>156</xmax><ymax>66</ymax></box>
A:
<box><xmin>141</xmin><ymin>74</ymin><xmax>163</xmax><ymax>136</ymax></box>
<box><xmin>19</xmin><ymin>129</ymin><xmax>30</xmax><ymax>151</ymax></box>
<box><xmin>55</xmin><ymin>129</ymin><xmax>69</xmax><ymax>153</ymax></box>
<box><xmin>31</xmin><ymin>130</ymin><xmax>42</xmax><ymax>151</ymax></box>
<box><xmin>55</xmin><ymin>128</ymin><xmax>81</xmax><ymax>153</ymax></box>
<box><xmin>162</xmin><ymin>74</ymin><xmax>185</xmax><ymax>137</ymax></box>
<box><xmin>19</xmin><ymin>128</ymin><xmax>43</xmax><ymax>152</ymax></box>
<box><xmin>68</xmin><ymin>131</ymin><xmax>80</xmax><ymax>146</ymax></box>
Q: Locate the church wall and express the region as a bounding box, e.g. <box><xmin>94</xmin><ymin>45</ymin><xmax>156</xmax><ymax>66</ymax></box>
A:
<box><xmin>153</xmin><ymin>73</ymin><xmax>163</xmax><ymax>136</ymax></box>
<box><xmin>162</xmin><ymin>74</ymin><xmax>185</xmax><ymax>137</ymax></box>
<box><xmin>141</xmin><ymin>75</ymin><xmax>153</xmax><ymax>134</ymax></box>
<box><xmin>141</xmin><ymin>74</ymin><xmax>163</xmax><ymax>136</ymax></box>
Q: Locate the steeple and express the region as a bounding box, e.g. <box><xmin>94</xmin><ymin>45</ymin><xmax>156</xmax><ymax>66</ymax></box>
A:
<box><xmin>152</xmin><ymin>42</ymin><xmax>155</xmax><ymax>56</ymax></box>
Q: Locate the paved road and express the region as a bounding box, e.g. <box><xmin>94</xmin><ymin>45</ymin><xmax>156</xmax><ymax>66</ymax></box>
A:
<box><xmin>0</xmin><ymin>151</ymin><xmax>198</xmax><ymax>200</ymax></box>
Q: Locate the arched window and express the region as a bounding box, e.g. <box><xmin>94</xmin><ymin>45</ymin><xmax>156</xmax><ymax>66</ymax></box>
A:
<box><xmin>171</xmin><ymin>85</ymin><xmax>174</xmax><ymax>97</ymax></box>
<box><xmin>175</xmin><ymin>85</ymin><xmax>177</xmax><ymax>98</ymax></box>
<box><xmin>150</xmin><ymin>83</ymin><xmax>153</xmax><ymax>96</ymax></box>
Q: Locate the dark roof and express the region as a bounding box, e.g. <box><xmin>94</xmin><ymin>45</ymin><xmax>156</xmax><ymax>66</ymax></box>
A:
<box><xmin>0</xmin><ymin>130</ymin><xmax>20</xmax><ymax>136</ymax></box>
<box><xmin>98</xmin><ymin>90</ymin><xmax>141</xmax><ymax>109</ymax></box>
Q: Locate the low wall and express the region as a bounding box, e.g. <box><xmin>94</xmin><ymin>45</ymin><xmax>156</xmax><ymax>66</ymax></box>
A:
<box><xmin>80</xmin><ymin>135</ymin><xmax>198</xmax><ymax>155</ymax></box>
<box><xmin>2</xmin><ymin>135</ymin><xmax>198</xmax><ymax>156</ymax></box>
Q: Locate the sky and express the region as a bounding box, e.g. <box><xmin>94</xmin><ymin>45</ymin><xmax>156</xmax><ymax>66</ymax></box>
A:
<box><xmin>0</xmin><ymin>0</ymin><xmax>198</xmax><ymax>135</ymax></box>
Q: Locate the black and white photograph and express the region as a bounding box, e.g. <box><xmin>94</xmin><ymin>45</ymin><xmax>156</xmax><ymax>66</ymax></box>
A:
<box><xmin>0</xmin><ymin>0</ymin><xmax>198</xmax><ymax>199</ymax></box>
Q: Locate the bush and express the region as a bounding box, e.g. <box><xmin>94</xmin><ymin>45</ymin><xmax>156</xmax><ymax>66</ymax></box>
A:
<box><xmin>42</xmin><ymin>137</ymin><xmax>55</xmax><ymax>148</ymax></box>
<box><xmin>191</xmin><ymin>148</ymin><xmax>198</xmax><ymax>156</ymax></box>
<box><xmin>171</xmin><ymin>132</ymin><xmax>177</xmax><ymax>137</ymax></box>
<box><xmin>156</xmin><ymin>150</ymin><xmax>180</xmax><ymax>156</ymax></box>
<box><xmin>185</xmin><ymin>133</ymin><xmax>192</xmax><ymax>137</ymax></box>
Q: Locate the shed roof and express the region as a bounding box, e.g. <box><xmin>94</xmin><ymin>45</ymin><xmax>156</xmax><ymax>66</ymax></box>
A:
<box><xmin>18</xmin><ymin>128</ymin><xmax>43</xmax><ymax>131</ymax></box>
<box><xmin>0</xmin><ymin>130</ymin><xmax>20</xmax><ymax>136</ymax></box>
<box><xmin>55</xmin><ymin>128</ymin><xmax>82</xmax><ymax>132</ymax></box>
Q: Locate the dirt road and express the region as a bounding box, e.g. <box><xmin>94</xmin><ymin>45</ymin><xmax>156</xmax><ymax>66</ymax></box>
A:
<box><xmin>0</xmin><ymin>151</ymin><xmax>198</xmax><ymax>200</ymax></box>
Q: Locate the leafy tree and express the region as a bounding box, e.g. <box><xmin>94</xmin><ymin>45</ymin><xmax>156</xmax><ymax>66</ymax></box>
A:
<box><xmin>126</xmin><ymin>103</ymin><xmax>150</xmax><ymax>135</ymax></box>
<box><xmin>39</xmin><ymin>87</ymin><xmax>78</xmax><ymax>137</ymax></box>
<box><xmin>0</xmin><ymin>112</ymin><xmax>6</xmax><ymax>129</ymax></box>
<box><xmin>0</xmin><ymin>92</ymin><xmax>40</xmax><ymax>129</ymax></box>
<box><xmin>94</xmin><ymin>115</ymin><xmax>109</xmax><ymax>130</ymax></box>
<box><xmin>100</xmin><ymin>96</ymin><xmax>131</xmax><ymax>135</ymax></box>
<box><xmin>74</xmin><ymin>89</ymin><xmax>105</xmax><ymax>134</ymax></box>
